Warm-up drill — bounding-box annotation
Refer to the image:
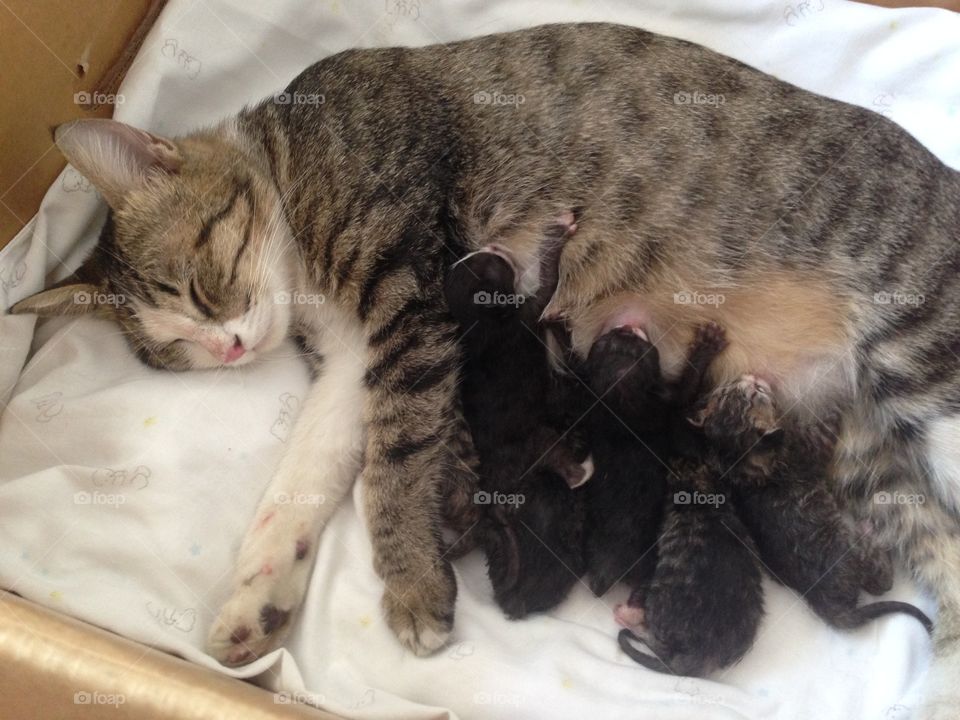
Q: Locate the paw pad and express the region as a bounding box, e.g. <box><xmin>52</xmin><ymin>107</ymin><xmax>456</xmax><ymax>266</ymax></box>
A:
<box><xmin>260</xmin><ymin>604</ymin><xmax>290</xmax><ymax>635</ymax></box>
<box><xmin>296</xmin><ymin>539</ymin><xmax>309</xmax><ymax>560</ymax></box>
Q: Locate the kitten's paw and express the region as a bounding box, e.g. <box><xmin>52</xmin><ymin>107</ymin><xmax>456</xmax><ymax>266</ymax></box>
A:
<box><xmin>614</xmin><ymin>602</ymin><xmax>646</xmax><ymax>629</ymax></box>
<box><xmin>382</xmin><ymin>564</ymin><xmax>456</xmax><ymax>656</ymax></box>
<box><xmin>694</xmin><ymin>321</ymin><xmax>727</xmax><ymax>355</ymax></box>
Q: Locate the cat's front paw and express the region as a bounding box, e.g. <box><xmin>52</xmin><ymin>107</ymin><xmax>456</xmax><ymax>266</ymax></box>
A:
<box><xmin>382</xmin><ymin>562</ymin><xmax>456</xmax><ymax>656</ymax></box>
<box><xmin>207</xmin><ymin>527</ymin><xmax>315</xmax><ymax>666</ymax></box>
<box><xmin>207</xmin><ymin>586</ymin><xmax>295</xmax><ymax>666</ymax></box>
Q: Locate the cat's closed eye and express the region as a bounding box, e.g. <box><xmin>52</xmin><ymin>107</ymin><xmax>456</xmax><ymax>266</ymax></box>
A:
<box><xmin>189</xmin><ymin>278</ymin><xmax>216</xmax><ymax>318</ymax></box>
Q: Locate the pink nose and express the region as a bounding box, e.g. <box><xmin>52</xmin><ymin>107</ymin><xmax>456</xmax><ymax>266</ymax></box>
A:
<box><xmin>224</xmin><ymin>337</ymin><xmax>246</xmax><ymax>363</ymax></box>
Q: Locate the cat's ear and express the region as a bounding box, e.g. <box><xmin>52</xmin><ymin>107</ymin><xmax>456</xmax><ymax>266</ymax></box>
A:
<box><xmin>54</xmin><ymin>120</ymin><xmax>182</xmax><ymax>208</ymax></box>
<box><xmin>10</xmin><ymin>256</ymin><xmax>107</xmax><ymax>317</ymax></box>
<box><xmin>10</xmin><ymin>281</ymin><xmax>101</xmax><ymax>317</ymax></box>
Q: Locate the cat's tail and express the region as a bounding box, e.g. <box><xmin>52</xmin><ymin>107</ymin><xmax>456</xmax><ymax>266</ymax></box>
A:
<box><xmin>617</xmin><ymin>629</ymin><xmax>673</xmax><ymax>673</ymax></box>
<box><xmin>834</xmin><ymin>600</ymin><xmax>934</xmax><ymax>635</ymax></box>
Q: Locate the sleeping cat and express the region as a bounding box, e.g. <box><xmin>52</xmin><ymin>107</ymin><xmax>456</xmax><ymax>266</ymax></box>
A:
<box><xmin>690</xmin><ymin>374</ymin><xmax>934</xmax><ymax>634</ymax></box>
<box><xmin>443</xmin><ymin>222</ymin><xmax>589</xmax><ymax>618</ymax></box>
<box><xmin>10</xmin><ymin>24</ymin><xmax>960</xmax><ymax>710</ymax></box>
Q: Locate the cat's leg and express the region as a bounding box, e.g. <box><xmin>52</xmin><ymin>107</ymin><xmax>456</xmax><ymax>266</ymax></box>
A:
<box><xmin>837</xmin><ymin>412</ymin><xmax>960</xmax><ymax>719</ymax></box>
<box><xmin>870</xmin><ymin>497</ymin><xmax>960</xmax><ymax>720</ymax></box>
<box><xmin>206</xmin><ymin>332</ymin><xmax>367</xmax><ymax>666</ymax></box>
<box><xmin>361</xmin><ymin>299</ymin><xmax>462</xmax><ymax>655</ymax></box>
<box><xmin>912</xmin><ymin>415</ymin><xmax>960</xmax><ymax>719</ymax></box>
<box><xmin>437</xmin><ymin>402</ymin><xmax>482</xmax><ymax>559</ymax></box>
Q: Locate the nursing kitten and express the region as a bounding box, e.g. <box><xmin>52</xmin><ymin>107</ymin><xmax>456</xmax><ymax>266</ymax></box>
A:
<box><xmin>616</xmin><ymin>461</ymin><xmax>764</xmax><ymax>676</ymax></box>
<box><xmin>444</xmin><ymin>222</ymin><xmax>588</xmax><ymax>618</ymax></box>
<box><xmin>10</xmin><ymin>26</ymin><xmax>960</xmax><ymax>702</ymax></box>
<box><xmin>695</xmin><ymin>375</ymin><xmax>934</xmax><ymax>633</ymax></box>
<box><xmin>578</xmin><ymin>322</ymin><xmax>727</xmax><ymax>597</ymax></box>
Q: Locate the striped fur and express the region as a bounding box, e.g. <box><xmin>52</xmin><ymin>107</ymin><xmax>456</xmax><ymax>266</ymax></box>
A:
<box><xmin>10</xmin><ymin>25</ymin><xmax>960</xmax><ymax>704</ymax></box>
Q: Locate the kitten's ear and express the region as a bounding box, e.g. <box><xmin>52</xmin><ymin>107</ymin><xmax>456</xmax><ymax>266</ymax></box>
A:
<box><xmin>55</xmin><ymin>120</ymin><xmax>182</xmax><ymax>208</ymax></box>
<box><xmin>686</xmin><ymin>410</ymin><xmax>706</xmax><ymax>428</ymax></box>
<box><xmin>10</xmin><ymin>281</ymin><xmax>101</xmax><ymax>317</ymax></box>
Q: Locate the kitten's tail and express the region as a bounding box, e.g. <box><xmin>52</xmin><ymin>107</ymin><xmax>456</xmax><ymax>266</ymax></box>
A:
<box><xmin>617</xmin><ymin>629</ymin><xmax>673</xmax><ymax>673</ymax></box>
<box><xmin>835</xmin><ymin>600</ymin><xmax>934</xmax><ymax>635</ymax></box>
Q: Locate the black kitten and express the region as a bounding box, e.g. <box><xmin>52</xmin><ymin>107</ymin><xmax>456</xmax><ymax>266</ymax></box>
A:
<box><xmin>698</xmin><ymin>375</ymin><xmax>933</xmax><ymax>634</ymax></box>
<box><xmin>578</xmin><ymin>322</ymin><xmax>726</xmax><ymax>597</ymax></box>
<box><xmin>444</xmin><ymin>223</ymin><xmax>587</xmax><ymax>619</ymax></box>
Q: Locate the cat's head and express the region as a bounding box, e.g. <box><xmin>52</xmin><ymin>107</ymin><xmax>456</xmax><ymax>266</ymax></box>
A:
<box><xmin>689</xmin><ymin>373</ymin><xmax>783</xmax><ymax>458</ymax></box>
<box><xmin>10</xmin><ymin>120</ymin><xmax>294</xmax><ymax>370</ymax></box>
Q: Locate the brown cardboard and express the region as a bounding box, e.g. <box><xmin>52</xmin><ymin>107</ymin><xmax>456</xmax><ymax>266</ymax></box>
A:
<box><xmin>0</xmin><ymin>592</ymin><xmax>337</xmax><ymax>720</ymax></box>
<box><xmin>0</xmin><ymin>0</ymin><xmax>161</xmax><ymax>249</ymax></box>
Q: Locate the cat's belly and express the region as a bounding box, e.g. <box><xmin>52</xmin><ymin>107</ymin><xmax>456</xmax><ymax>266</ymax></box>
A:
<box><xmin>567</xmin><ymin>272</ymin><xmax>857</xmax><ymax>415</ymax></box>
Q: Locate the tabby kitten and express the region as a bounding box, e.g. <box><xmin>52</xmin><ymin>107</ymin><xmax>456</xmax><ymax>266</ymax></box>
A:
<box><xmin>11</xmin><ymin>25</ymin><xmax>960</xmax><ymax>711</ymax></box>
<box><xmin>695</xmin><ymin>375</ymin><xmax>934</xmax><ymax>635</ymax></box>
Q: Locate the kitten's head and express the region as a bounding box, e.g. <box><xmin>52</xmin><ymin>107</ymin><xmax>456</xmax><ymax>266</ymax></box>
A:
<box><xmin>10</xmin><ymin>120</ymin><xmax>293</xmax><ymax>370</ymax></box>
<box><xmin>444</xmin><ymin>250</ymin><xmax>521</xmax><ymax>326</ymax></box>
<box><xmin>689</xmin><ymin>374</ymin><xmax>783</xmax><ymax>458</ymax></box>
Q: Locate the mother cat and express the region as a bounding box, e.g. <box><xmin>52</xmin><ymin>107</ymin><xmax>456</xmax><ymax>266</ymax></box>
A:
<box><xmin>12</xmin><ymin>23</ymin><xmax>959</xmax><ymax>713</ymax></box>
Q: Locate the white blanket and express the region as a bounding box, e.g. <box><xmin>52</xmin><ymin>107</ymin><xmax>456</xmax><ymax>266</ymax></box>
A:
<box><xmin>2</xmin><ymin>1</ymin><xmax>958</xmax><ymax>718</ymax></box>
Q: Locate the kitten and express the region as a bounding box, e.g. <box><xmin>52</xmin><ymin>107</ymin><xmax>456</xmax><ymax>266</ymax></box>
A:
<box><xmin>444</xmin><ymin>217</ymin><xmax>588</xmax><ymax>618</ymax></box>
<box><xmin>616</xmin><ymin>458</ymin><xmax>764</xmax><ymax>676</ymax></box>
<box><xmin>595</xmin><ymin>323</ymin><xmax>763</xmax><ymax>676</ymax></box>
<box><xmin>693</xmin><ymin>375</ymin><xmax>933</xmax><ymax>634</ymax></box>
<box><xmin>9</xmin><ymin>26</ymin><xmax>959</xmax><ymax>699</ymax></box>
<box><xmin>577</xmin><ymin>322</ymin><xmax>727</xmax><ymax>597</ymax></box>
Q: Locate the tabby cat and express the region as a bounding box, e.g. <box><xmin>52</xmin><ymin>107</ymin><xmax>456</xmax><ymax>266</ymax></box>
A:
<box><xmin>12</xmin><ymin>23</ymin><xmax>960</xmax><ymax>715</ymax></box>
